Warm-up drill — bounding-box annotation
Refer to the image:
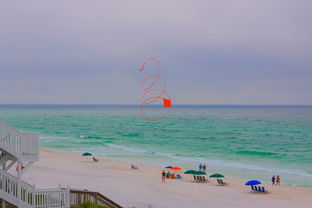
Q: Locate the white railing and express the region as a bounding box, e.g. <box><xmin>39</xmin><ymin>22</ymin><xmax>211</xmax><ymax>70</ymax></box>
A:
<box><xmin>34</xmin><ymin>188</ymin><xmax>69</xmax><ymax>208</ymax></box>
<box><xmin>0</xmin><ymin>168</ymin><xmax>34</xmax><ymax>206</ymax></box>
<box><xmin>0</xmin><ymin>120</ymin><xmax>21</xmax><ymax>158</ymax></box>
<box><xmin>21</xmin><ymin>132</ymin><xmax>39</xmax><ymax>162</ymax></box>
<box><xmin>0</xmin><ymin>120</ymin><xmax>39</xmax><ymax>162</ymax></box>
<box><xmin>0</xmin><ymin>170</ymin><xmax>69</xmax><ymax>208</ymax></box>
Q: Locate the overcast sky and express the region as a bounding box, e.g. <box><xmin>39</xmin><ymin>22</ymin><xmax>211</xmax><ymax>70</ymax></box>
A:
<box><xmin>0</xmin><ymin>0</ymin><xmax>311</xmax><ymax>105</ymax></box>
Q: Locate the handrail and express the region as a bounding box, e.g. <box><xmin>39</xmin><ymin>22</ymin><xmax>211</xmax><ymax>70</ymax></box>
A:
<box><xmin>0</xmin><ymin>120</ymin><xmax>20</xmax><ymax>134</ymax></box>
<box><xmin>34</xmin><ymin>188</ymin><xmax>69</xmax><ymax>208</ymax></box>
<box><xmin>70</xmin><ymin>189</ymin><xmax>123</xmax><ymax>208</ymax></box>
<box><xmin>0</xmin><ymin>120</ymin><xmax>39</xmax><ymax>162</ymax></box>
<box><xmin>0</xmin><ymin>170</ymin><xmax>70</xmax><ymax>208</ymax></box>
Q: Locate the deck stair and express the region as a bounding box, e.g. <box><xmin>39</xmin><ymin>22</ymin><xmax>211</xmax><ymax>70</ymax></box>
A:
<box><xmin>0</xmin><ymin>120</ymin><xmax>70</xmax><ymax>208</ymax></box>
<box><xmin>69</xmin><ymin>189</ymin><xmax>123</xmax><ymax>208</ymax></box>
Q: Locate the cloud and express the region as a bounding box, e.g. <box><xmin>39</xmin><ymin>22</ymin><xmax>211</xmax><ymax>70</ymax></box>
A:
<box><xmin>0</xmin><ymin>0</ymin><xmax>311</xmax><ymax>104</ymax></box>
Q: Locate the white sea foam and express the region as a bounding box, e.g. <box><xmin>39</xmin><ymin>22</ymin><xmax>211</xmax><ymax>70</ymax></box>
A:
<box><xmin>105</xmin><ymin>143</ymin><xmax>312</xmax><ymax>178</ymax></box>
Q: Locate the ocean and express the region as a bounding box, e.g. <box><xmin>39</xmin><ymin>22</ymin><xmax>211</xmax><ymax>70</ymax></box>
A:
<box><xmin>0</xmin><ymin>105</ymin><xmax>311</xmax><ymax>188</ymax></box>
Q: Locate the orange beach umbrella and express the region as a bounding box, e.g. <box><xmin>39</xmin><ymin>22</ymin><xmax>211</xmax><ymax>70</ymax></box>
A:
<box><xmin>171</xmin><ymin>167</ymin><xmax>181</xmax><ymax>171</ymax></box>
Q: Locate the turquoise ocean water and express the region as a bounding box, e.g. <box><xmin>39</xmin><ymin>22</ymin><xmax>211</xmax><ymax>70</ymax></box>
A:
<box><xmin>0</xmin><ymin>105</ymin><xmax>311</xmax><ymax>188</ymax></box>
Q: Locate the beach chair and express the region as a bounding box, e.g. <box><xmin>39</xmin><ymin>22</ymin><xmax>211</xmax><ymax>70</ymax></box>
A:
<box><xmin>251</xmin><ymin>185</ymin><xmax>255</xmax><ymax>191</ymax></box>
<box><xmin>218</xmin><ymin>179</ymin><xmax>226</xmax><ymax>185</ymax></box>
<box><xmin>198</xmin><ymin>176</ymin><xmax>207</xmax><ymax>182</ymax></box>
<box><xmin>254</xmin><ymin>186</ymin><xmax>259</xmax><ymax>192</ymax></box>
<box><xmin>176</xmin><ymin>174</ymin><xmax>182</xmax><ymax>179</ymax></box>
<box><xmin>260</xmin><ymin>187</ymin><xmax>267</xmax><ymax>193</ymax></box>
<box><xmin>193</xmin><ymin>175</ymin><xmax>197</xmax><ymax>180</ymax></box>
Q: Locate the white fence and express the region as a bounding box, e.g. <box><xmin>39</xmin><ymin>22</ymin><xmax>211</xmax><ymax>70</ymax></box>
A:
<box><xmin>0</xmin><ymin>120</ymin><xmax>39</xmax><ymax>162</ymax></box>
<box><xmin>0</xmin><ymin>170</ymin><xmax>69</xmax><ymax>208</ymax></box>
<box><xmin>34</xmin><ymin>188</ymin><xmax>69</xmax><ymax>208</ymax></box>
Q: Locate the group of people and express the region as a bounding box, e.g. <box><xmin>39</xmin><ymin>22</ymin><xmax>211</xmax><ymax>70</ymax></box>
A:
<box><xmin>161</xmin><ymin>170</ymin><xmax>182</xmax><ymax>182</ymax></box>
<box><xmin>199</xmin><ymin>163</ymin><xmax>206</xmax><ymax>172</ymax></box>
<box><xmin>271</xmin><ymin>175</ymin><xmax>281</xmax><ymax>186</ymax></box>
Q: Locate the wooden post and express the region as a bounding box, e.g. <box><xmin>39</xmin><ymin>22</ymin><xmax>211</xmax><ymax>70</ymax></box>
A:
<box><xmin>17</xmin><ymin>161</ymin><xmax>21</xmax><ymax>208</ymax></box>
<box><xmin>2</xmin><ymin>199</ymin><xmax>6</xmax><ymax>208</ymax></box>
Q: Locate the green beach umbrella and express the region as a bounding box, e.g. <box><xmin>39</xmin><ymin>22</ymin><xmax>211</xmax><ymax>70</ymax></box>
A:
<box><xmin>210</xmin><ymin>173</ymin><xmax>225</xmax><ymax>178</ymax></box>
<box><xmin>184</xmin><ymin>170</ymin><xmax>198</xmax><ymax>174</ymax></box>
<box><xmin>82</xmin><ymin>152</ymin><xmax>92</xmax><ymax>156</ymax></box>
<box><xmin>194</xmin><ymin>171</ymin><xmax>207</xmax><ymax>175</ymax></box>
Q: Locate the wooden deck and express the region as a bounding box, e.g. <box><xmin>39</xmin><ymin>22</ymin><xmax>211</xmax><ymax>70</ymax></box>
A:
<box><xmin>70</xmin><ymin>189</ymin><xmax>123</xmax><ymax>208</ymax></box>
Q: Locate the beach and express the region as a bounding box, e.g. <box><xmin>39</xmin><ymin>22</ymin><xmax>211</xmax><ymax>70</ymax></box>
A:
<box><xmin>22</xmin><ymin>149</ymin><xmax>312</xmax><ymax>208</ymax></box>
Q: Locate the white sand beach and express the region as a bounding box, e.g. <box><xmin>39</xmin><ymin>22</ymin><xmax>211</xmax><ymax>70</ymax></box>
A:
<box><xmin>22</xmin><ymin>149</ymin><xmax>312</xmax><ymax>208</ymax></box>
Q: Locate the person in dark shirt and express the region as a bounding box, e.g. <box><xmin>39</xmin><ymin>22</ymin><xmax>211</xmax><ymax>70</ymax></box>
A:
<box><xmin>272</xmin><ymin>175</ymin><xmax>275</xmax><ymax>185</ymax></box>
<box><xmin>162</xmin><ymin>170</ymin><xmax>166</xmax><ymax>183</ymax></box>
<box><xmin>203</xmin><ymin>164</ymin><xmax>206</xmax><ymax>172</ymax></box>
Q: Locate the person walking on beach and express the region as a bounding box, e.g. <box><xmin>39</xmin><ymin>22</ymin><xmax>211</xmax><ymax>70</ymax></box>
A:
<box><xmin>162</xmin><ymin>170</ymin><xmax>166</xmax><ymax>183</ymax></box>
<box><xmin>276</xmin><ymin>175</ymin><xmax>280</xmax><ymax>186</ymax></box>
<box><xmin>272</xmin><ymin>175</ymin><xmax>275</xmax><ymax>185</ymax></box>
<box><xmin>199</xmin><ymin>163</ymin><xmax>203</xmax><ymax>171</ymax></box>
<box><xmin>203</xmin><ymin>164</ymin><xmax>206</xmax><ymax>172</ymax></box>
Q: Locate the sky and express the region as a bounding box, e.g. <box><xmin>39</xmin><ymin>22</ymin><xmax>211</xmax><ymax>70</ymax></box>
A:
<box><xmin>0</xmin><ymin>0</ymin><xmax>311</xmax><ymax>105</ymax></box>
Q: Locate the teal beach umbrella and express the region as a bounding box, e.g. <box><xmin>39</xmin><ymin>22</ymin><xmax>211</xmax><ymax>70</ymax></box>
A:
<box><xmin>184</xmin><ymin>170</ymin><xmax>198</xmax><ymax>174</ymax></box>
<box><xmin>82</xmin><ymin>152</ymin><xmax>92</xmax><ymax>156</ymax></box>
<box><xmin>210</xmin><ymin>173</ymin><xmax>224</xmax><ymax>178</ymax></box>
<box><xmin>194</xmin><ymin>171</ymin><xmax>206</xmax><ymax>175</ymax></box>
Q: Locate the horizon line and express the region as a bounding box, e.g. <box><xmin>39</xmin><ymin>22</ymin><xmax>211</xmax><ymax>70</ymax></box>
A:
<box><xmin>0</xmin><ymin>104</ymin><xmax>312</xmax><ymax>107</ymax></box>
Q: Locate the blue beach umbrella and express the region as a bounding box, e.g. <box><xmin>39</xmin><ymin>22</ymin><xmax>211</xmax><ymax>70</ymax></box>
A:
<box><xmin>165</xmin><ymin>166</ymin><xmax>173</xmax><ymax>169</ymax></box>
<box><xmin>245</xmin><ymin>180</ymin><xmax>262</xmax><ymax>186</ymax></box>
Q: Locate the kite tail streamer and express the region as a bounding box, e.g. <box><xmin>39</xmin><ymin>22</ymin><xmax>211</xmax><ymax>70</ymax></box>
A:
<box><xmin>139</xmin><ymin>57</ymin><xmax>172</xmax><ymax>121</ymax></box>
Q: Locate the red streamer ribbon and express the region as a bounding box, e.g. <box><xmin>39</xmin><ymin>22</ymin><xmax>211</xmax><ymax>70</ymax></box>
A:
<box><xmin>139</xmin><ymin>57</ymin><xmax>172</xmax><ymax>121</ymax></box>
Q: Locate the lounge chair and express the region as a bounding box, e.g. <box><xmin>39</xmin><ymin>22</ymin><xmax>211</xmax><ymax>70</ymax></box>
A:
<box><xmin>260</xmin><ymin>187</ymin><xmax>267</xmax><ymax>193</ymax></box>
<box><xmin>251</xmin><ymin>185</ymin><xmax>255</xmax><ymax>191</ymax></box>
<box><xmin>197</xmin><ymin>176</ymin><xmax>207</xmax><ymax>182</ymax></box>
<box><xmin>92</xmin><ymin>157</ymin><xmax>98</xmax><ymax>162</ymax></box>
<box><xmin>176</xmin><ymin>174</ymin><xmax>182</xmax><ymax>179</ymax></box>
<box><xmin>193</xmin><ymin>175</ymin><xmax>197</xmax><ymax>181</ymax></box>
<box><xmin>218</xmin><ymin>179</ymin><xmax>226</xmax><ymax>185</ymax></box>
<box><xmin>255</xmin><ymin>186</ymin><xmax>260</xmax><ymax>192</ymax></box>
